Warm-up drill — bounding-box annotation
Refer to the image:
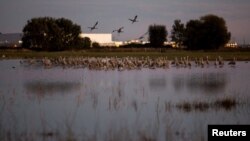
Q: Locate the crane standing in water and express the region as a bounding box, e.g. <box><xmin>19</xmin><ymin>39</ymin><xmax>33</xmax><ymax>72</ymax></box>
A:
<box><xmin>228</xmin><ymin>57</ymin><xmax>236</xmax><ymax>65</ymax></box>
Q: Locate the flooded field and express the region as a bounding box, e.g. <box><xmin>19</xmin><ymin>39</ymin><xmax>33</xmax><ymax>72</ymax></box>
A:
<box><xmin>0</xmin><ymin>59</ymin><xmax>250</xmax><ymax>141</ymax></box>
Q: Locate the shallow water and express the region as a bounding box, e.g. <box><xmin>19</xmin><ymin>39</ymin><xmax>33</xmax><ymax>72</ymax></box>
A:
<box><xmin>0</xmin><ymin>60</ymin><xmax>250</xmax><ymax>141</ymax></box>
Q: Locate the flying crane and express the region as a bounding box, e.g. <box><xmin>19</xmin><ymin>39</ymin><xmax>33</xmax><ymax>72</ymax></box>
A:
<box><xmin>88</xmin><ymin>21</ymin><xmax>98</xmax><ymax>31</ymax></box>
<box><xmin>129</xmin><ymin>15</ymin><xmax>138</xmax><ymax>24</ymax></box>
<box><xmin>112</xmin><ymin>27</ymin><xmax>124</xmax><ymax>34</ymax></box>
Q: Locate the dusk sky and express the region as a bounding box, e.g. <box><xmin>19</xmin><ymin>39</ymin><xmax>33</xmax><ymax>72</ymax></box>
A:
<box><xmin>1</xmin><ymin>0</ymin><xmax>250</xmax><ymax>43</ymax></box>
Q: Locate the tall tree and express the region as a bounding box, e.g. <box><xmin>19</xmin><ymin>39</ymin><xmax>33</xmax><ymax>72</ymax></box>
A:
<box><xmin>184</xmin><ymin>14</ymin><xmax>231</xmax><ymax>50</ymax></box>
<box><xmin>200</xmin><ymin>15</ymin><xmax>231</xmax><ymax>50</ymax></box>
<box><xmin>148</xmin><ymin>24</ymin><xmax>167</xmax><ymax>47</ymax></box>
<box><xmin>171</xmin><ymin>19</ymin><xmax>185</xmax><ymax>48</ymax></box>
<box><xmin>184</xmin><ymin>20</ymin><xmax>203</xmax><ymax>50</ymax></box>
<box><xmin>22</xmin><ymin>17</ymin><xmax>83</xmax><ymax>51</ymax></box>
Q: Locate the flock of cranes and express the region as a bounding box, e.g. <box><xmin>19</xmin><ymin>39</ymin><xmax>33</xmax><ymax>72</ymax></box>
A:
<box><xmin>19</xmin><ymin>55</ymin><xmax>238</xmax><ymax>71</ymax></box>
<box><xmin>87</xmin><ymin>15</ymin><xmax>147</xmax><ymax>39</ymax></box>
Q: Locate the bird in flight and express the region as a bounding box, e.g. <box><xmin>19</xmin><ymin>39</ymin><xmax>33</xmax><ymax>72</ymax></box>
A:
<box><xmin>138</xmin><ymin>31</ymin><xmax>148</xmax><ymax>40</ymax></box>
<box><xmin>138</xmin><ymin>36</ymin><xmax>144</xmax><ymax>40</ymax></box>
<box><xmin>88</xmin><ymin>21</ymin><xmax>98</xmax><ymax>31</ymax></box>
<box><xmin>112</xmin><ymin>27</ymin><xmax>124</xmax><ymax>34</ymax></box>
<box><xmin>129</xmin><ymin>15</ymin><xmax>138</xmax><ymax>24</ymax></box>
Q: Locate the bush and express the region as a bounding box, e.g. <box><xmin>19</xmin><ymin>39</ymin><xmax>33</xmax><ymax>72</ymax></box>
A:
<box><xmin>92</xmin><ymin>42</ymin><xmax>100</xmax><ymax>48</ymax></box>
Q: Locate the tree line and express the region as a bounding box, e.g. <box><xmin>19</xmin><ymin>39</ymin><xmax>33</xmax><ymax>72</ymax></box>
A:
<box><xmin>150</xmin><ymin>14</ymin><xmax>231</xmax><ymax>50</ymax></box>
<box><xmin>22</xmin><ymin>14</ymin><xmax>231</xmax><ymax>51</ymax></box>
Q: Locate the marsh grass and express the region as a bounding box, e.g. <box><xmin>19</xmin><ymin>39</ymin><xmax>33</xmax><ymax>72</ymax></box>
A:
<box><xmin>175</xmin><ymin>97</ymin><xmax>238</xmax><ymax>112</ymax></box>
<box><xmin>214</xmin><ymin>97</ymin><xmax>237</xmax><ymax>110</ymax></box>
<box><xmin>193</xmin><ymin>102</ymin><xmax>210</xmax><ymax>112</ymax></box>
<box><xmin>0</xmin><ymin>97</ymin><xmax>242</xmax><ymax>141</ymax></box>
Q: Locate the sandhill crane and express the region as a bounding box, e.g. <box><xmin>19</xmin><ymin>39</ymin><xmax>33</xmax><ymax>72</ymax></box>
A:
<box><xmin>88</xmin><ymin>21</ymin><xmax>98</xmax><ymax>31</ymax></box>
<box><xmin>228</xmin><ymin>57</ymin><xmax>236</xmax><ymax>65</ymax></box>
<box><xmin>138</xmin><ymin>32</ymin><xmax>148</xmax><ymax>40</ymax></box>
<box><xmin>206</xmin><ymin>56</ymin><xmax>209</xmax><ymax>65</ymax></box>
<box><xmin>112</xmin><ymin>27</ymin><xmax>124</xmax><ymax>34</ymax></box>
<box><xmin>129</xmin><ymin>15</ymin><xmax>138</xmax><ymax>24</ymax></box>
<box><xmin>200</xmin><ymin>58</ymin><xmax>205</xmax><ymax>68</ymax></box>
<box><xmin>186</xmin><ymin>56</ymin><xmax>191</xmax><ymax>68</ymax></box>
<box><xmin>218</xmin><ymin>56</ymin><xmax>224</xmax><ymax>66</ymax></box>
<box><xmin>214</xmin><ymin>58</ymin><xmax>218</xmax><ymax>66</ymax></box>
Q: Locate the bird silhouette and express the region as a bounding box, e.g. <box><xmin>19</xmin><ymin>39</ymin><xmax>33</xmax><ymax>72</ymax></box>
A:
<box><xmin>129</xmin><ymin>15</ymin><xmax>138</xmax><ymax>24</ymax></box>
<box><xmin>138</xmin><ymin>31</ymin><xmax>148</xmax><ymax>40</ymax></box>
<box><xmin>88</xmin><ymin>21</ymin><xmax>98</xmax><ymax>31</ymax></box>
<box><xmin>112</xmin><ymin>27</ymin><xmax>124</xmax><ymax>34</ymax></box>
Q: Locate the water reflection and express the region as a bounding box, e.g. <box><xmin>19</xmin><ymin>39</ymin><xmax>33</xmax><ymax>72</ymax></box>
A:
<box><xmin>173</xmin><ymin>77</ymin><xmax>185</xmax><ymax>92</ymax></box>
<box><xmin>24</xmin><ymin>81</ymin><xmax>81</xmax><ymax>95</ymax></box>
<box><xmin>149</xmin><ymin>77</ymin><xmax>167</xmax><ymax>90</ymax></box>
<box><xmin>173</xmin><ymin>73</ymin><xmax>227</xmax><ymax>94</ymax></box>
<box><xmin>1</xmin><ymin>60</ymin><xmax>250</xmax><ymax>141</ymax></box>
<box><xmin>187</xmin><ymin>73</ymin><xmax>227</xmax><ymax>93</ymax></box>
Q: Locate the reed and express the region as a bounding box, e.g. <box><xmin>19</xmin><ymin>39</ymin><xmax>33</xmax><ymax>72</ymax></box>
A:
<box><xmin>214</xmin><ymin>97</ymin><xmax>237</xmax><ymax>110</ymax></box>
<box><xmin>176</xmin><ymin>97</ymin><xmax>237</xmax><ymax>112</ymax></box>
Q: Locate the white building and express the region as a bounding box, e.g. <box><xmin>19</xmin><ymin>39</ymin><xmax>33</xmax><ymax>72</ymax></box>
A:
<box><xmin>79</xmin><ymin>33</ymin><xmax>118</xmax><ymax>47</ymax></box>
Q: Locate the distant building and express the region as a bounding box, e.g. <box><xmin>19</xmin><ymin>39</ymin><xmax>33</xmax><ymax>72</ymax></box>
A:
<box><xmin>225</xmin><ymin>41</ymin><xmax>238</xmax><ymax>48</ymax></box>
<box><xmin>164</xmin><ymin>41</ymin><xmax>177</xmax><ymax>48</ymax></box>
<box><xmin>79</xmin><ymin>33</ymin><xmax>118</xmax><ymax>47</ymax></box>
<box><xmin>0</xmin><ymin>33</ymin><xmax>22</xmax><ymax>47</ymax></box>
<box><xmin>124</xmin><ymin>39</ymin><xmax>149</xmax><ymax>45</ymax></box>
<box><xmin>113</xmin><ymin>41</ymin><xmax>123</xmax><ymax>47</ymax></box>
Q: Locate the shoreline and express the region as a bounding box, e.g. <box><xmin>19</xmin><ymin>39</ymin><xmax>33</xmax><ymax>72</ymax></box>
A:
<box><xmin>1</xmin><ymin>48</ymin><xmax>250</xmax><ymax>61</ymax></box>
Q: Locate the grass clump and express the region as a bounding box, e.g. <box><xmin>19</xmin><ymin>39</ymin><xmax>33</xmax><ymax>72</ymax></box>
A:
<box><xmin>176</xmin><ymin>97</ymin><xmax>237</xmax><ymax>112</ymax></box>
